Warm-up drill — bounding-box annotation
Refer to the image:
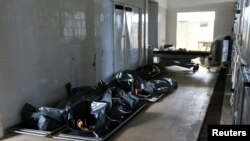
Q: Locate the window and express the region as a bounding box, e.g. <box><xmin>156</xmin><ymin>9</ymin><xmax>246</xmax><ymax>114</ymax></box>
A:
<box><xmin>176</xmin><ymin>11</ymin><xmax>215</xmax><ymax>52</ymax></box>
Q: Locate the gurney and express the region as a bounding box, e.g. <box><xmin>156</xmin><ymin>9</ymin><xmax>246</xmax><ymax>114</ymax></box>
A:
<box><xmin>153</xmin><ymin>50</ymin><xmax>210</xmax><ymax>73</ymax></box>
<box><xmin>10</xmin><ymin>85</ymin><xmax>147</xmax><ymax>141</ymax></box>
<box><xmin>100</xmin><ymin>68</ymin><xmax>177</xmax><ymax>102</ymax></box>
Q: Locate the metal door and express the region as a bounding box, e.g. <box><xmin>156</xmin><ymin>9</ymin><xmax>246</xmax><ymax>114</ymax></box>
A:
<box><xmin>126</xmin><ymin>7</ymin><xmax>140</xmax><ymax>70</ymax></box>
<box><xmin>114</xmin><ymin>4</ymin><xmax>126</xmax><ymax>73</ymax></box>
<box><xmin>114</xmin><ymin>4</ymin><xmax>141</xmax><ymax>73</ymax></box>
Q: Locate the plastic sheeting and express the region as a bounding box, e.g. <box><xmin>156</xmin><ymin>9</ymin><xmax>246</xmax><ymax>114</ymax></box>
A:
<box><xmin>18</xmin><ymin>63</ymin><xmax>177</xmax><ymax>140</ymax></box>
<box><xmin>142</xmin><ymin>77</ymin><xmax>178</xmax><ymax>98</ymax></box>
<box><xmin>136</xmin><ymin>63</ymin><xmax>166</xmax><ymax>80</ymax></box>
<box><xmin>102</xmin><ymin>69</ymin><xmax>177</xmax><ymax>99</ymax></box>
<box><xmin>21</xmin><ymin>104</ymin><xmax>64</xmax><ymax>131</ymax></box>
<box><xmin>21</xmin><ymin>87</ymin><xmax>140</xmax><ymax>133</ymax></box>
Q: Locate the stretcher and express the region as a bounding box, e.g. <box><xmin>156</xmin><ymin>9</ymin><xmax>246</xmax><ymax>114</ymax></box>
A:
<box><xmin>9</xmin><ymin>102</ymin><xmax>147</xmax><ymax>141</ymax></box>
<box><xmin>154</xmin><ymin>50</ymin><xmax>210</xmax><ymax>73</ymax></box>
<box><xmin>52</xmin><ymin>102</ymin><xmax>147</xmax><ymax>141</ymax></box>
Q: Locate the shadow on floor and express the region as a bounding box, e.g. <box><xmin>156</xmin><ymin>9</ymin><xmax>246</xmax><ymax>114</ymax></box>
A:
<box><xmin>197</xmin><ymin>68</ymin><xmax>227</xmax><ymax>141</ymax></box>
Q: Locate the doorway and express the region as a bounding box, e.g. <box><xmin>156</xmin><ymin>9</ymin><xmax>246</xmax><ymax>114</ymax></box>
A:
<box><xmin>176</xmin><ymin>11</ymin><xmax>215</xmax><ymax>52</ymax></box>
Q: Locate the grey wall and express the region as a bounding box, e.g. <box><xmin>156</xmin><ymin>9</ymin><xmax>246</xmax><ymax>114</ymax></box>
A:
<box><xmin>148</xmin><ymin>0</ymin><xmax>168</xmax><ymax>48</ymax></box>
<box><xmin>94</xmin><ymin>0</ymin><xmax>114</xmax><ymax>82</ymax></box>
<box><xmin>166</xmin><ymin>0</ymin><xmax>235</xmax><ymax>46</ymax></box>
<box><xmin>0</xmin><ymin>0</ymin><xmax>97</xmax><ymax>129</ymax></box>
<box><xmin>155</xmin><ymin>0</ymin><xmax>168</xmax><ymax>47</ymax></box>
<box><xmin>148</xmin><ymin>1</ymin><xmax>158</xmax><ymax>63</ymax></box>
<box><xmin>158</xmin><ymin>5</ymin><xmax>167</xmax><ymax>47</ymax></box>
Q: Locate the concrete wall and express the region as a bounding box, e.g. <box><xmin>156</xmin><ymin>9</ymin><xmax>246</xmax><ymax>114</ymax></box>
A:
<box><xmin>148</xmin><ymin>1</ymin><xmax>158</xmax><ymax>63</ymax></box>
<box><xmin>94</xmin><ymin>0</ymin><xmax>114</xmax><ymax>82</ymax></box>
<box><xmin>166</xmin><ymin>0</ymin><xmax>236</xmax><ymax>46</ymax></box>
<box><xmin>0</xmin><ymin>0</ymin><xmax>97</xmax><ymax>129</ymax></box>
<box><xmin>158</xmin><ymin>5</ymin><xmax>168</xmax><ymax>47</ymax></box>
<box><xmin>149</xmin><ymin>0</ymin><xmax>168</xmax><ymax>48</ymax></box>
<box><xmin>155</xmin><ymin>0</ymin><xmax>168</xmax><ymax>8</ymax></box>
<box><xmin>156</xmin><ymin>0</ymin><xmax>168</xmax><ymax>47</ymax></box>
<box><xmin>113</xmin><ymin>0</ymin><xmax>145</xmax><ymax>8</ymax></box>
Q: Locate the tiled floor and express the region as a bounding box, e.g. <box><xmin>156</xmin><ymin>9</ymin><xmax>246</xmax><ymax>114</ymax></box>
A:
<box><xmin>2</xmin><ymin>65</ymin><xmax>218</xmax><ymax>141</ymax></box>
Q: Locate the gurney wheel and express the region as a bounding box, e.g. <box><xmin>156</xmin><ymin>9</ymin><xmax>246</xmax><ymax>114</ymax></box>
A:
<box><xmin>192</xmin><ymin>64</ymin><xmax>199</xmax><ymax>73</ymax></box>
